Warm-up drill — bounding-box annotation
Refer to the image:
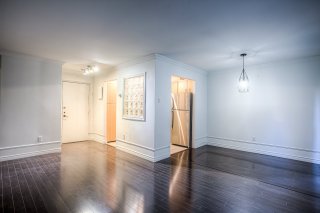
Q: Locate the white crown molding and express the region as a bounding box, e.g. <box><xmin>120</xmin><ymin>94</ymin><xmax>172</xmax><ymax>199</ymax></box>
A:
<box><xmin>0</xmin><ymin>50</ymin><xmax>64</xmax><ymax>64</ymax></box>
<box><xmin>209</xmin><ymin>54</ymin><xmax>320</xmax><ymax>73</ymax></box>
<box><xmin>116</xmin><ymin>54</ymin><xmax>156</xmax><ymax>70</ymax></box>
<box><xmin>155</xmin><ymin>54</ymin><xmax>208</xmax><ymax>76</ymax></box>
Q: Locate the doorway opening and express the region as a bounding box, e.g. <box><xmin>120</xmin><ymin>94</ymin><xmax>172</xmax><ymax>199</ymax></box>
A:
<box><xmin>170</xmin><ymin>76</ymin><xmax>195</xmax><ymax>155</ymax></box>
<box><xmin>106</xmin><ymin>80</ymin><xmax>117</xmax><ymax>147</ymax></box>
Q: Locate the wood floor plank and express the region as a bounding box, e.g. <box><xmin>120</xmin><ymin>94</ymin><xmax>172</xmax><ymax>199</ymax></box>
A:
<box><xmin>13</xmin><ymin>163</ymin><xmax>38</xmax><ymax>213</ymax></box>
<box><xmin>10</xmin><ymin>163</ymin><xmax>26</xmax><ymax>213</ymax></box>
<box><xmin>3</xmin><ymin>165</ymin><xmax>14</xmax><ymax>213</ymax></box>
<box><xmin>28</xmin><ymin>158</ymin><xmax>71</xmax><ymax>213</ymax></box>
<box><xmin>20</xmin><ymin>161</ymin><xmax>47</xmax><ymax>213</ymax></box>
<box><xmin>0</xmin><ymin>165</ymin><xmax>3</xmax><ymax>213</ymax></box>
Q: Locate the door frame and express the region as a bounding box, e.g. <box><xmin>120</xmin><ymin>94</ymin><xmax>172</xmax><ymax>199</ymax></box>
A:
<box><xmin>170</xmin><ymin>75</ymin><xmax>196</xmax><ymax>150</ymax></box>
<box><xmin>104</xmin><ymin>79</ymin><xmax>118</xmax><ymax>143</ymax></box>
<box><xmin>61</xmin><ymin>80</ymin><xmax>91</xmax><ymax>143</ymax></box>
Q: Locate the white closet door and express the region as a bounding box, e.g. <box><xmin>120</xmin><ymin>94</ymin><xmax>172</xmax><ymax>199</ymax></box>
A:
<box><xmin>62</xmin><ymin>82</ymin><xmax>89</xmax><ymax>143</ymax></box>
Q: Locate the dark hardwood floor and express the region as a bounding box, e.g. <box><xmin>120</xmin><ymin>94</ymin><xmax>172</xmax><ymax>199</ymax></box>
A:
<box><xmin>189</xmin><ymin>146</ymin><xmax>320</xmax><ymax>198</ymax></box>
<box><xmin>1</xmin><ymin>141</ymin><xmax>320</xmax><ymax>213</ymax></box>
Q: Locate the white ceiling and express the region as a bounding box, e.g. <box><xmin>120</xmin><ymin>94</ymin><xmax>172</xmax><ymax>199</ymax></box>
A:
<box><xmin>1</xmin><ymin>0</ymin><xmax>320</xmax><ymax>71</ymax></box>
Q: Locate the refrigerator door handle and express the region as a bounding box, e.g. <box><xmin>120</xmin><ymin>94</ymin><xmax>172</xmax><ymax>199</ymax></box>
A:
<box><xmin>171</xmin><ymin>110</ymin><xmax>174</xmax><ymax>129</ymax></box>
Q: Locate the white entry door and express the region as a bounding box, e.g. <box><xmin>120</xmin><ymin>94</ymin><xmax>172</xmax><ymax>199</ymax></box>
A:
<box><xmin>62</xmin><ymin>82</ymin><xmax>89</xmax><ymax>143</ymax></box>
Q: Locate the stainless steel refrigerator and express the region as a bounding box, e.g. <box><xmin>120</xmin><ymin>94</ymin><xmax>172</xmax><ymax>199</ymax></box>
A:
<box><xmin>171</xmin><ymin>92</ymin><xmax>192</xmax><ymax>148</ymax></box>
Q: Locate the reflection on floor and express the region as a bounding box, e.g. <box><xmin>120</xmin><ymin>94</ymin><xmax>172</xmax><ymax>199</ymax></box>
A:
<box><xmin>192</xmin><ymin>145</ymin><xmax>320</xmax><ymax>198</ymax></box>
<box><xmin>170</xmin><ymin>144</ymin><xmax>187</xmax><ymax>155</ymax></box>
<box><xmin>1</xmin><ymin>141</ymin><xmax>320</xmax><ymax>212</ymax></box>
<box><xmin>107</xmin><ymin>141</ymin><xmax>116</xmax><ymax>147</ymax></box>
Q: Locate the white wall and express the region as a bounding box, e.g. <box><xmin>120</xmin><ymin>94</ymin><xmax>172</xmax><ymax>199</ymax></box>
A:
<box><xmin>155</xmin><ymin>55</ymin><xmax>208</xmax><ymax>160</ymax></box>
<box><xmin>87</xmin><ymin>56</ymin><xmax>158</xmax><ymax>161</ymax></box>
<box><xmin>207</xmin><ymin>56</ymin><xmax>320</xmax><ymax>164</ymax></box>
<box><xmin>0</xmin><ymin>53</ymin><xmax>62</xmax><ymax>161</ymax></box>
<box><xmin>89</xmin><ymin>54</ymin><xmax>208</xmax><ymax>162</ymax></box>
<box><xmin>115</xmin><ymin>56</ymin><xmax>157</xmax><ymax>161</ymax></box>
<box><xmin>2</xmin><ymin>52</ymin><xmax>317</xmax><ymax>164</ymax></box>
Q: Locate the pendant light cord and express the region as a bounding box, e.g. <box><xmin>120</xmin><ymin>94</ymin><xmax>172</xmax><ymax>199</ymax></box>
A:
<box><xmin>241</xmin><ymin>55</ymin><xmax>245</xmax><ymax>80</ymax></box>
<box><xmin>242</xmin><ymin>55</ymin><xmax>244</xmax><ymax>70</ymax></box>
<box><xmin>240</xmin><ymin>53</ymin><xmax>247</xmax><ymax>80</ymax></box>
<box><xmin>239</xmin><ymin>53</ymin><xmax>249</xmax><ymax>92</ymax></box>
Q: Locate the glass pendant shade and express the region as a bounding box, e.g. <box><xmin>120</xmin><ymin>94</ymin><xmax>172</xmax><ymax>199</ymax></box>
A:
<box><xmin>238</xmin><ymin>53</ymin><xmax>249</xmax><ymax>93</ymax></box>
<box><xmin>238</xmin><ymin>69</ymin><xmax>249</xmax><ymax>92</ymax></box>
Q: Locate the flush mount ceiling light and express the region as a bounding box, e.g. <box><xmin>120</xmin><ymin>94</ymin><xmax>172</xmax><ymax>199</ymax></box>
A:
<box><xmin>238</xmin><ymin>53</ymin><xmax>249</xmax><ymax>93</ymax></box>
<box><xmin>82</xmin><ymin>65</ymin><xmax>99</xmax><ymax>75</ymax></box>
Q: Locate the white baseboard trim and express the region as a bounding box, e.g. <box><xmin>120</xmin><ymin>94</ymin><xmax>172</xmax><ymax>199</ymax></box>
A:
<box><xmin>89</xmin><ymin>133</ymin><xmax>106</xmax><ymax>144</ymax></box>
<box><xmin>116</xmin><ymin>145</ymin><xmax>155</xmax><ymax>162</ymax></box>
<box><xmin>0</xmin><ymin>141</ymin><xmax>61</xmax><ymax>162</ymax></box>
<box><xmin>116</xmin><ymin>139</ymin><xmax>170</xmax><ymax>162</ymax></box>
<box><xmin>154</xmin><ymin>146</ymin><xmax>171</xmax><ymax>162</ymax></box>
<box><xmin>193</xmin><ymin>137</ymin><xmax>208</xmax><ymax>148</ymax></box>
<box><xmin>208</xmin><ymin>137</ymin><xmax>320</xmax><ymax>164</ymax></box>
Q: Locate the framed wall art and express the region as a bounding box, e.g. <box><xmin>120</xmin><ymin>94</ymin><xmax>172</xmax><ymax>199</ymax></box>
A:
<box><xmin>122</xmin><ymin>73</ymin><xmax>146</xmax><ymax>121</ymax></box>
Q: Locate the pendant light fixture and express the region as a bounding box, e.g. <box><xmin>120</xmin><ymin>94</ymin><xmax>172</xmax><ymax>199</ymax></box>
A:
<box><xmin>238</xmin><ymin>53</ymin><xmax>249</xmax><ymax>93</ymax></box>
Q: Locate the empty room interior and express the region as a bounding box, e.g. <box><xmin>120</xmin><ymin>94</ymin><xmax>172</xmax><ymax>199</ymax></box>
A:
<box><xmin>1</xmin><ymin>0</ymin><xmax>320</xmax><ymax>212</ymax></box>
